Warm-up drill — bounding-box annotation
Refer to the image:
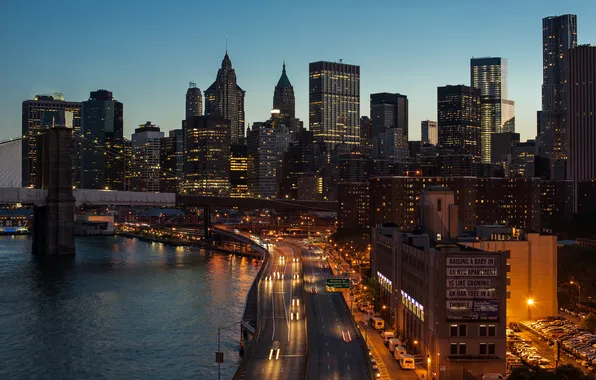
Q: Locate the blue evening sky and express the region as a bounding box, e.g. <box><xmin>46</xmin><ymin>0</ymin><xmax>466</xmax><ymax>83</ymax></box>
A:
<box><xmin>1</xmin><ymin>0</ymin><xmax>594</xmax><ymax>141</ymax></box>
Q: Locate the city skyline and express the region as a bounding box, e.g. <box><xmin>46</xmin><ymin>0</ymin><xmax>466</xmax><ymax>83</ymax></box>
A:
<box><xmin>2</xmin><ymin>1</ymin><xmax>595</xmax><ymax>143</ymax></box>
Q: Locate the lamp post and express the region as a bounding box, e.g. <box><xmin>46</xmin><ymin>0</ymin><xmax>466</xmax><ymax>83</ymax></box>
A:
<box><xmin>570</xmin><ymin>280</ymin><xmax>582</xmax><ymax>304</ymax></box>
<box><xmin>216</xmin><ymin>321</ymin><xmax>241</xmax><ymax>380</ymax></box>
<box><xmin>527</xmin><ymin>298</ymin><xmax>535</xmax><ymax>321</ymax></box>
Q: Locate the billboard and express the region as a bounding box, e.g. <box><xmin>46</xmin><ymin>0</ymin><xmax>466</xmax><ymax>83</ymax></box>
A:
<box><xmin>446</xmin><ymin>300</ymin><xmax>500</xmax><ymax>321</ymax></box>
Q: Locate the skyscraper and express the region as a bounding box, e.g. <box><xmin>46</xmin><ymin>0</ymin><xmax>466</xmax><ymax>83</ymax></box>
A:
<box><xmin>421</xmin><ymin>120</ymin><xmax>438</xmax><ymax>145</ymax></box>
<box><xmin>131</xmin><ymin>121</ymin><xmax>164</xmax><ymax>192</ymax></box>
<box><xmin>80</xmin><ymin>90</ymin><xmax>124</xmax><ymax>190</ymax></box>
<box><xmin>437</xmin><ymin>85</ymin><xmax>481</xmax><ymax>157</ymax></box>
<box><xmin>273</xmin><ymin>62</ymin><xmax>295</xmax><ymax>119</ymax></box>
<box><xmin>21</xmin><ymin>93</ymin><xmax>80</xmax><ymax>187</ymax></box>
<box><xmin>309</xmin><ymin>61</ymin><xmax>360</xmax><ymax>152</ymax></box>
<box><xmin>230</xmin><ymin>144</ymin><xmax>249</xmax><ymax>198</ymax></box>
<box><xmin>183</xmin><ymin>115</ymin><xmax>231</xmax><ymax>196</ymax></box>
<box><xmin>541</xmin><ymin>14</ymin><xmax>577</xmax><ymax>179</ymax></box>
<box><xmin>204</xmin><ymin>52</ymin><xmax>246</xmax><ymax>144</ymax></box>
<box><xmin>186</xmin><ymin>82</ymin><xmax>202</xmax><ymax>119</ymax></box>
<box><xmin>567</xmin><ymin>45</ymin><xmax>596</xmax><ymax>212</ymax></box>
<box><xmin>370</xmin><ymin>93</ymin><xmax>409</xmax><ymax>138</ymax></box>
<box><xmin>471</xmin><ymin>57</ymin><xmax>515</xmax><ymax>163</ymax></box>
<box><xmin>247</xmin><ymin>121</ymin><xmax>277</xmax><ymax>198</ymax></box>
<box><xmin>160</xmin><ymin>129</ymin><xmax>184</xmax><ymax>193</ymax></box>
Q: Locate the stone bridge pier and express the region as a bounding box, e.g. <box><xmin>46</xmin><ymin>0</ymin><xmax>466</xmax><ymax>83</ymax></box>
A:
<box><xmin>32</xmin><ymin>128</ymin><xmax>76</xmax><ymax>255</ymax></box>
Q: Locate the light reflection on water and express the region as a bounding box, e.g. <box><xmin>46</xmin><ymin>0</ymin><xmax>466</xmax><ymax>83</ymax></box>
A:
<box><xmin>0</xmin><ymin>236</ymin><xmax>259</xmax><ymax>380</ymax></box>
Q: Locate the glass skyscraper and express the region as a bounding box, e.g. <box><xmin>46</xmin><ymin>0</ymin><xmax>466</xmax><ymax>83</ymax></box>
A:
<box><xmin>309</xmin><ymin>61</ymin><xmax>360</xmax><ymax>152</ymax></box>
<box><xmin>437</xmin><ymin>85</ymin><xmax>481</xmax><ymax>157</ymax></box>
<box><xmin>471</xmin><ymin>57</ymin><xmax>515</xmax><ymax>163</ymax></box>
<box><xmin>541</xmin><ymin>14</ymin><xmax>577</xmax><ymax>179</ymax></box>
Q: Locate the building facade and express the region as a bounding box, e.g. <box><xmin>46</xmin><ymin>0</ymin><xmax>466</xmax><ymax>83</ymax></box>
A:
<box><xmin>80</xmin><ymin>90</ymin><xmax>124</xmax><ymax>190</ymax></box>
<box><xmin>183</xmin><ymin>116</ymin><xmax>231</xmax><ymax>196</ymax></box>
<box><xmin>247</xmin><ymin>121</ymin><xmax>277</xmax><ymax>198</ymax></box>
<box><xmin>471</xmin><ymin>57</ymin><xmax>515</xmax><ymax>163</ymax></box>
<box><xmin>309</xmin><ymin>61</ymin><xmax>360</xmax><ymax>152</ymax></box>
<box><xmin>370</xmin><ymin>93</ymin><xmax>409</xmax><ymax>158</ymax></box>
<box><xmin>230</xmin><ymin>144</ymin><xmax>249</xmax><ymax>198</ymax></box>
<box><xmin>273</xmin><ymin>62</ymin><xmax>295</xmax><ymax>119</ymax></box>
<box><xmin>541</xmin><ymin>14</ymin><xmax>578</xmax><ymax>179</ymax></box>
<box><xmin>421</xmin><ymin>120</ymin><xmax>438</xmax><ymax>145</ymax></box>
<box><xmin>204</xmin><ymin>52</ymin><xmax>246</xmax><ymax>144</ymax></box>
<box><xmin>160</xmin><ymin>129</ymin><xmax>183</xmax><ymax>193</ymax></box>
<box><xmin>437</xmin><ymin>85</ymin><xmax>481</xmax><ymax>157</ymax></box>
<box><xmin>131</xmin><ymin>122</ymin><xmax>164</xmax><ymax>192</ymax></box>
<box><xmin>567</xmin><ymin>45</ymin><xmax>596</xmax><ymax>212</ymax></box>
<box><xmin>22</xmin><ymin>93</ymin><xmax>80</xmax><ymax>187</ymax></box>
<box><xmin>186</xmin><ymin>82</ymin><xmax>202</xmax><ymax>119</ymax></box>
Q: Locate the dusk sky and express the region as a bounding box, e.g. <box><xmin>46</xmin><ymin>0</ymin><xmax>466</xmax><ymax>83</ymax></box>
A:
<box><xmin>1</xmin><ymin>0</ymin><xmax>595</xmax><ymax>141</ymax></box>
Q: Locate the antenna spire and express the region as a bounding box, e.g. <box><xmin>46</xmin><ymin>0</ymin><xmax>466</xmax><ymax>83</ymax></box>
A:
<box><xmin>225</xmin><ymin>35</ymin><xmax>228</xmax><ymax>53</ymax></box>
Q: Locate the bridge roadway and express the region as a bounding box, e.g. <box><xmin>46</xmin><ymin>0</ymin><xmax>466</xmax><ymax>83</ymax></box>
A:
<box><xmin>301</xmin><ymin>243</ymin><xmax>371</xmax><ymax>380</ymax></box>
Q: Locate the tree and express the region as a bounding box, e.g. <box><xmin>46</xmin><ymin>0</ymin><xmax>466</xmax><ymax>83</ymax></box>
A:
<box><xmin>580</xmin><ymin>313</ymin><xmax>596</xmax><ymax>334</ymax></box>
<box><xmin>508</xmin><ymin>367</ymin><xmax>534</xmax><ymax>380</ymax></box>
<box><xmin>508</xmin><ymin>364</ymin><xmax>594</xmax><ymax>380</ymax></box>
<box><xmin>554</xmin><ymin>364</ymin><xmax>594</xmax><ymax>380</ymax></box>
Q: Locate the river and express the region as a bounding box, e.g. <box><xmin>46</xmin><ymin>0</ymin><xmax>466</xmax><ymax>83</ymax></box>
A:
<box><xmin>0</xmin><ymin>235</ymin><xmax>259</xmax><ymax>380</ymax></box>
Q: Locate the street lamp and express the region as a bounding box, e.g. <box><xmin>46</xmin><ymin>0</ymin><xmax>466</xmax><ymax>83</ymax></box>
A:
<box><xmin>427</xmin><ymin>355</ymin><xmax>431</xmax><ymax>380</ymax></box>
<box><xmin>527</xmin><ymin>298</ymin><xmax>535</xmax><ymax>321</ymax></box>
<box><xmin>570</xmin><ymin>280</ymin><xmax>582</xmax><ymax>304</ymax></box>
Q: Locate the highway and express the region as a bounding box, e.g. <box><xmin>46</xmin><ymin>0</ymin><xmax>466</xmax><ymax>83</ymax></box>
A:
<box><xmin>233</xmin><ymin>230</ymin><xmax>306</xmax><ymax>380</ymax></box>
<box><xmin>301</xmin><ymin>244</ymin><xmax>371</xmax><ymax>380</ymax></box>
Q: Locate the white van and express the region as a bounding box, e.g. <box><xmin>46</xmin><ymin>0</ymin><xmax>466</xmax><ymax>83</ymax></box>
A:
<box><xmin>481</xmin><ymin>374</ymin><xmax>504</xmax><ymax>380</ymax></box>
<box><xmin>399</xmin><ymin>354</ymin><xmax>416</xmax><ymax>369</ymax></box>
<box><xmin>372</xmin><ymin>317</ymin><xmax>385</xmax><ymax>330</ymax></box>
<box><xmin>393</xmin><ymin>346</ymin><xmax>407</xmax><ymax>359</ymax></box>
<box><xmin>381</xmin><ymin>332</ymin><xmax>395</xmax><ymax>344</ymax></box>
<box><xmin>387</xmin><ymin>338</ymin><xmax>401</xmax><ymax>350</ymax></box>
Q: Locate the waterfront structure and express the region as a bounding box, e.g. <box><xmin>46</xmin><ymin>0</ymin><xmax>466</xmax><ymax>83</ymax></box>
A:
<box><xmin>371</xmin><ymin>189</ymin><xmax>507</xmax><ymax>379</ymax></box>
<box><xmin>230</xmin><ymin>144</ymin><xmax>249</xmax><ymax>198</ymax></box>
<box><xmin>247</xmin><ymin>121</ymin><xmax>277</xmax><ymax>198</ymax></box>
<box><xmin>421</xmin><ymin>120</ymin><xmax>438</xmax><ymax>145</ymax></box>
<box><xmin>80</xmin><ymin>90</ymin><xmax>124</xmax><ymax>190</ymax></box>
<box><xmin>567</xmin><ymin>45</ymin><xmax>596</xmax><ymax>212</ymax></box>
<box><xmin>183</xmin><ymin>115</ymin><xmax>231</xmax><ymax>196</ymax></box>
<box><xmin>309</xmin><ymin>61</ymin><xmax>360</xmax><ymax>152</ymax></box>
<box><xmin>469</xmin><ymin>229</ymin><xmax>558</xmax><ymax>323</ymax></box>
<box><xmin>471</xmin><ymin>57</ymin><xmax>515</xmax><ymax>163</ymax></box>
<box><xmin>437</xmin><ymin>85</ymin><xmax>481</xmax><ymax>157</ymax></box>
<box><xmin>131</xmin><ymin>122</ymin><xmax>164</xmax><ymax>192</ymax></box>
<box><xmin>186</xmin><ymin>82</ymin><xmax>202</xmax><ymax>119</ymax></box>
<box><xmin>204</xmin><ymin>52</ymin><xmax>246</xmax><ymax>144</ymax></box>
<box><xmin>541</xmin><ymin>14</ymin><xmax>578</xmax><ymax>179</ymax></box>
<box><xmin>22</xmin><ymin>93</ymin><xmax>80</xmax><ymax>187</ymax></box>
<box><xmin>273</xmin><ymin>62</ymin><xmax>295</xmax><ymax>119</ymax></box>
<box><xmin>160</xmin><ymin>129</ymin><xmax>184</xmax><ymax>193</ymax></box>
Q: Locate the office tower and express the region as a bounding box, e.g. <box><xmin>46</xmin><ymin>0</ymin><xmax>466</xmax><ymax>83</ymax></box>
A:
<box><xmin>490</xmin><ymin>132</ymin><xmax>520</xmax><ymax>164</ymax></box>
<box><xmin>309</xmin><ymin>61</ymin><xmax>360</xmax><ymax>151</ymax></box>
<box><xmin>278</xmin><ymin>128</ymin><xmax>320</xmax><ymax>200</ymax></box>
<box><xmin>80</xmin><ymin>90</ymin><xmax>124</xmax><ymax>190</ymax></box>
<box><xmin>541</xmin><ymin>14</ymin><xmax>577</xmax><ymax>179</ymax></box>
<box><xmin>536</xmin><ymin>111</ymin><xmax>543</xmax><ymax>138</ymax></box>
<box><xmin>204</xmin><ymin>52</ymin><xmax>246</xmax><ymax>144</ymax></box>
<box><xmin>471</xmin><ymin>57</ymin><xmax>515</xmax><ymax>163</ymax></box>
<box><xmin>160</xmin><ymin>129</ymin><xmax>183</xmax><ymax>193</ymax></box>
<box><xmin>273</xmin><ymin>62</ymin><xmax>295</xmax><ymax>119</ymax></box>
<box><xmin>131</xmin><ymin>121</ymin><xmax>164</xmax><ymax>192</ymax></box>
<box><xmin>567</xmin><ymin>45</ymin><xmax>596</xmax><ymax>212</ymax></box>
<box><xmin>370</xmin><ymin>93</ymin><xmax>408</xmax><ymax>138</ymax></box>
<box><xmin>186</xmin><ymin>82</ymin><xmax>202</xmax><ymax>119</ymax></box>
<box><xmin>123</xmin><ymin>138</ymin><xmax>132</xmax><ymax>191</ymax></box>
<box><xmin>183</xmin><ymin>116</ymin><xmax>231</xmax><ymax>196</ymax></box>
<box><xmin>437</xmin><ymin>85</ymin><xmax>481</xmax><ymax>156</ymax></box>
<box><xmin>421</xmin><ymin>120</ymin><xmax>438</xmax><ymax>145</ymax></box>
<box><xmin>511</xmin><ymin>140</ymin><xmax>536</xmax><ymax>178</ymax></box>
<box><xmin>247</xmin><ymin>121</ymin><xmax>277</xmax><ymax>198</ymax></box>
<box><xmin>230</xmin><ymin>144</ymin><xmax>249</xmax><ymax>198</ymax></box>
<box><xmin>22</xmin><ymin>93</ymin><xmax>80</xmax><ymax>187</ymax></box>
<box><xmin>359</xmin><ymin>116</ymin><xmax>372</xmax><ymax>153</ymax></box>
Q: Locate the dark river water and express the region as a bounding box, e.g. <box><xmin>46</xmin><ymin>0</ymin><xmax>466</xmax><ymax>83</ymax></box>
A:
<box><xmin>0</xmin><ymin>236</ymin><xmax>259</xmax><ymax>380</ymax></box>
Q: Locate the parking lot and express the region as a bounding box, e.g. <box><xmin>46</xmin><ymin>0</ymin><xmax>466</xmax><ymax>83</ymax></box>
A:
<box><xmin>508</xmin><ymin>314</ymin><xmax>595</xmax><ymax>376</ymax></box>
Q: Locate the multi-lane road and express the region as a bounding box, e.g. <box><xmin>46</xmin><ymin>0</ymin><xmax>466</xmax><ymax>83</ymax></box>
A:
<box><xmin>301</xmin><ymin>244</ymin><xmax>370</xmax><ymax>380</ymax></box>
<box><xmin>240</xmin><ymin>239</ymin><xmax>307</xmax><ymax>380</ymax></box>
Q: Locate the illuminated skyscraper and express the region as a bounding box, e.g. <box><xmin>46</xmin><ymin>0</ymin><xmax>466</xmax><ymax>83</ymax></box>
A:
<box><xmin>437</xmin><ymin>85</ymin><xmax>481</xmax><ymax>157</ymax></box>
<box><xmin>273</xmin><ymin>62</ymin><xmax>295</xmax><ymax>119</ymax></box>
<box><xmin>131</xmin><ymin>121</ymin><xmax>164</xmax><ymax>192</ymax></box>
<box><xmin>204</xmin><ymin>52</ymin><xmax>246</xmax><ymax>144</ymax></box>
<box><xmin>309</xmin><ymin>61</ymin><xmax>360</xmax><ymax>152</ymax></box>
<box><xmin>471</xmin><ymin>57</ymin><xmax>515</xmax><ymax>163</ymax></box>
<box><xmin>80</xmin><ymin>90</ymin><xmax>124</xmax><ymax>190</ymax></box>
<box><xmin>541</xmin><ymin>14</ymin><xmax>577</xmax><ymax>179</ymax></box>
<box><xmin>186</xmin><ymin>82</ymin><xmax>202</xmax><ymax>119</ymax></box>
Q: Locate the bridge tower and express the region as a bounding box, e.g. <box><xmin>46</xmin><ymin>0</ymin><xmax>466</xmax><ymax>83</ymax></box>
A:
<box><xmin>32</xmin><ymin>128</ymin><xmax>76</xmax><ymax>255</ymax></box>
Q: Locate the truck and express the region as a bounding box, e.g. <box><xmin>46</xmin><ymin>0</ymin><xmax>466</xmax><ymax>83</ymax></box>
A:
<box><xmin>399</xmin><ymin>354</ymin><xmax>416</xmax><ymax>369</ymax></box>
<box><xmin>393</xmin><ymin>346</ymin><xmax>407</xmax><ymax>360</ymax></box>
<box><xmin>371</xmin><ymin>317</ymin><xmax>385</xmax><ymax>330</ymax></box>
<box><xmin>388</xmin><ymin>338</ymin><xmax>403</xmax><ymax>352</ymax></box>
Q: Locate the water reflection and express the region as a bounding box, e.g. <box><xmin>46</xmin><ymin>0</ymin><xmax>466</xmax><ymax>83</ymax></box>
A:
<box><xmin>0</xmin><ymin>236</ymin><xmax>258</xmax><ymax>380</ymax></box>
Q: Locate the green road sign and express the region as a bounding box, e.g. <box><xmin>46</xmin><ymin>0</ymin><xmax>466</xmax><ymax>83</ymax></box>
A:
<box><xmin>326</xmin><ymin>278</ymin><xmax>350</xmax><ymax>289</ymax></box>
